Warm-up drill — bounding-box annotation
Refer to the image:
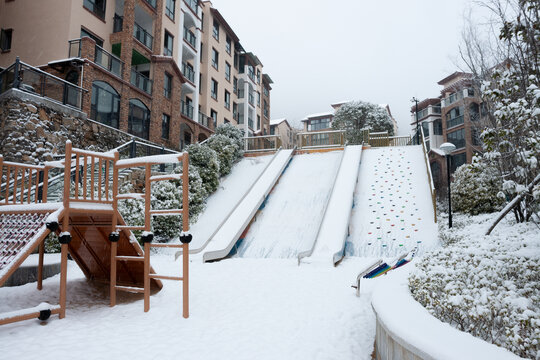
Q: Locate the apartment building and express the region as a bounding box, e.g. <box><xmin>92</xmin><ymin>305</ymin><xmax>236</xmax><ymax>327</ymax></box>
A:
<box><xmin>0</xmin><ymin>0</ymin><xmax>272</xmax><ymax>150</ymax></box>
<box><xmin>412</xmin><ymin>72</ymin><xmax>484</xmax><ymax>187</ymax></box>
<box><xmin>301</xmin><ymin>112</ymin><xmax>334</xmax><ymax>132</ymax></box>
<box><xmin>269</xmin><ymin>118</ymin><xmax>294</xmax><ymax>149</ymax></box>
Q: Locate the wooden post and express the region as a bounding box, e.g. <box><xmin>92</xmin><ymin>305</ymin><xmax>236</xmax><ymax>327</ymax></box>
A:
<box><xmin>182</xmin><ymin>153</ymin><xmax>189</xmax><ymax>318</ymax></box>
<box><xmin>110</xmin><ymin>241</ymin><xmax>117</xmax><ymax>307</ymax></box>
<box><xmin>42</xmin><ymin>167</ymin><xmax>49</xmax><ymax>203</ymax></box>
<box><xmin>59</xmin><ymin>243</ymin><xmax>68</xmax><ymax>319</ymax></box>
<box><xmin>60</xmin><ymin>141</ymin><xmax>72</xmax><ymax>319</ymax></box>
<box><xmin>145</xmin><ymin>164</ymin><xmax>151</xmax><ymax>232</ymax></box>
<box><xmin>110</xmin><ymin>152</ymin><xmax>119</xmax><ymax>307</ymax></box>
<box><xmin>37</xmin><ymin>240</ymin><xmax>45</xmax><ymax>290</ymax></box>
<box><xmin>182</xmin><ymin>242</ymin><xmax>189</xmax><ymax>318</ymax></box>
<box><xmin>143</xmin><ymin>242</ymin><xmax>150</xmax><ymax>312</ymax></box>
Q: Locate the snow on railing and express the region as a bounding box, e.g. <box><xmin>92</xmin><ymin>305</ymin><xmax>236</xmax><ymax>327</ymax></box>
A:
<box><xmin>297</xmin><ymin>130</ymin><xmax>345</xmax><ymax>149</ymax></box>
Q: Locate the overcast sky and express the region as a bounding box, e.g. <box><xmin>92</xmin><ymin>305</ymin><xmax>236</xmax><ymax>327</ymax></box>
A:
<box><xmin>211</xmin><ymin>0</ymin><xmax>479</xmax><ymax>134</ymax></box>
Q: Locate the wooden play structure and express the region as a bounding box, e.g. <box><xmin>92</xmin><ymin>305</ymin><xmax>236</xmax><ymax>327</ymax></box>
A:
<box><xmin>0</xmin><ymin>141</ymin><xmax>191</xmax><ymax>325</ymax></box>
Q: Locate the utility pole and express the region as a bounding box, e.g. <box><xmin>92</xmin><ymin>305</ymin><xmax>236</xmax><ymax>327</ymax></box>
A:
<box><xmin>411</xmin><ymin>97</ymin><xmax>420</xmax><ymax>145</ymax></box>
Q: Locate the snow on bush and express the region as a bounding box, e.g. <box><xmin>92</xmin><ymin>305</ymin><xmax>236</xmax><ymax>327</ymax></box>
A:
<box><xmin>409</xmin><ymin>213</ymin><xmax>540</xmax><ymax>358</ymax></box>
<box><xmin>45</xmin><ymin>233</ymin><xmax>61</xmax><ymax>253</ymax></box>
<box><xmin>206</xmin><ymin>134</ymin><xmax>238</xmax><ymax>177</ymax></box>
<box><xmin>214</xmin><ymin>123</ymin><xmax>244</xmax><ymax>160</ymax></box>
<box><xmin>450</xmin><ymin>157</ymin><xmax>505</xmax><ymax>215</ymax></box>
<box><xmin>186</xmin><ymin>143</ymin><xmax>220</xmax><ymax>194</ymax></box>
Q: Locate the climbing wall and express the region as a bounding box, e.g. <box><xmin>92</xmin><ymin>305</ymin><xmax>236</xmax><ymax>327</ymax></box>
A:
<box><xmin>346</xmin><ymin>146</ymin><xmax>438</xmax><ymax>257</ymax></box>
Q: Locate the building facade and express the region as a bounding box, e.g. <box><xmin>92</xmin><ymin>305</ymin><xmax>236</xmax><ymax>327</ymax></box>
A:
<box><xmin>269</xmin><ymin>118</ymin><xmax>294</xmax><ymax>149</ymax></box>
<box><xmin>0</xmin><ymin>0</ymin><xmax>272</xmax><ymax>150</ymax></box>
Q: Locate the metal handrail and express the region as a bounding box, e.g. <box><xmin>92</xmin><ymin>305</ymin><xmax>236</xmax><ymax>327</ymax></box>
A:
<box><xmin>420</xmin><ymin>127</ymin><xmax>437</xmax><ymax>223</ymax></box>
<box><xmin>352</xmin><ymin>260</ymin><xmax>383</xmax><ymax>297</ymax></box>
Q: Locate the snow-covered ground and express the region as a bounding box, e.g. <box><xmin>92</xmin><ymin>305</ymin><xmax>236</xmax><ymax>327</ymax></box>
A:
<box><xmin>346</xmin><ymin>147</ymin><xmax>438</xmax><ymax>257</ymax></box>
<box><xmin>235</xmin><ymin>151</ymin><xmax>342</xmax><ymax>258</ymax></box>
<box><xmin>189</xmin><ymin>155</ymin><xmax>272</xmax><ymax>252</ymax></box>
<box><xmin>0</xmin><ymin>255</ymin><xmax>381</xmax><ymax>360</ymax></box>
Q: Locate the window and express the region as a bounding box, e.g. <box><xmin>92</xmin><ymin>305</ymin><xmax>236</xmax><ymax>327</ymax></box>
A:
<box><xmin>270</xmin><ymin>125</ymin><xmax>275</xmax><ymax>135</ymax></box>
<box><xmin>165</xmin><ymin>0</ymin><xmax>175</xmax><ymax>20</ymax></box>
<box><xmin>256</xmin><ymin>69</ymin><xmax>260</xmax><ymax>84</ymax></box>
<box><xmin>211</xmin><ymin>48</ymin><xmax>219</xmax><ymax>69</ymax></box>
<box><xmin>446</xmin><ymin>106</ymin><xmax>464</xmax><ymax>129</ymax></box>
<box><xmin>200</xmin><ymin>42</ymin><xmax>204</xmax><ymax>62</ymax></box>
<box><xmin>162</xmin><ymin>114</ymin><xmax>170</xmax><ymax>139</ymax></box>
<box><xmin>224</xmin><ymin>90</ymin><xmax>230</xmax><ymax>109</ymax></box>
<box><xmin>257</xmin><ymin>91</ymin><xmax>261</xmax><ymax>107</ymax></box>
<box><xmin>226</xmin><ymin>36</ymin><xmax>231</xmax><ymax>54</ymax></box>
<box><xmin>91</xmin><ymin>81</ymin><xmax>120</xmax><ymax>128</ymax></box>
<box><xmin>83</xmin><ymin>0</ymin><xmax>106</xmax><ymax>19</ymax></box>
<box><xmin>211</xmin><ymin>109</ymin><xmax>217</xmax><ymax>128</ymax></box>
<box><xmin>199</xmin><ymin>74</ymin><xmax>202</xmax><ymax>94</ymax></box>
<box><xmin>213</xmin><ymin>20</ymin><xmax>219</xmax><ymax>40</ymax></box>
<box><xmin>164</xmin><ymin>31</ymin><xmax>174</xmax><ymax>56</ymax></box>
<box><xmin>469</xmin><ymin>103</ymin><xmax>480</xmax><ymax>121</ymax></box>
<box><xmin>0</xmin><ymin>28</ymin><xmax>12</xmax><ymax>52</ymax></box>
<box><xmin>263</xmin><ymin>100</ymin><xmax>269</xmax><ymax>118</ymax></box>
<box><xmin>233</xmin><ymin>77</ymin><xmax>238</xmax><ymax>94</ymax></box>
<box><xmin>129</xmin><ymin>99</ymin><xmax>151</xmax><ymax>139</ymax></box>
<box><xmin>81</xmin><ymin>28</ymin><xmax>103</xmax><ymax>47</ymax></box>
<box><xmin>257</xmin><ymin>115</ymin><xmax>261</xmax><ymax>129</ymax></box>
<box><xmin>422</xmin><ymin>122</ymin><xmax>430</xmax><ymax>137</ymax></box>
<box><xmin>451</xmin><ymin>152</ymin><xmax>467</xmax><ymax>173</ymax></box>
<box><xmin>164</xmin><ymin>72</ymin><xmax>172</xmax><ymax>99</ymax></box>
<box><xmin>447</xmin><ymin>128</ymin><xmax>465</xmax><ymax>149</ymax></box>
<box><xmin>224</xmin><ymin>118</ymin><xmax>230</xmax><ymax>124</ymax></box>
<box><xmin>263</xmin><ymin>86</ymin><xmax>269</xmax><ymax>97</ymax></box>
<box><xmin>211</xmin><ymin>79</ymin><xmax>218</xmax><ymax>100</ymax></box>
<box><xmin>309</xmin><ymin>117</ymin><xmax>331</xmax><ymax>131</ymax></box>
<box><xmin>433</xmin><ymin>119</ymin><xmax>443</xmax><ymax>135</ymax></box>
<box><xmin>472</xmin><ymin>128</ymin><xmax>481</xmax><ymax>146</ymax></box>
<box><xmin>225</xmin><ymin>62</ymin><xmax>231</xmax><ymax>81</ymax></box>
<box><xmin>233</xmin><ymin>103</ymin><xmax>238</xmax><ymax>122</ymax></box>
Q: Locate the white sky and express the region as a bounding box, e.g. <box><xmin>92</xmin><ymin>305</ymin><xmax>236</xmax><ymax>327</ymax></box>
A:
<box><xmin>210</xmin><ymin>0</ymin><xmax>477</xmax><ymax>134</ymax></box>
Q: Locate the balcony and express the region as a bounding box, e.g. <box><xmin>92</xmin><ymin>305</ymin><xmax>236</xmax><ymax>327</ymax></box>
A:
<box><xmin>130</xmin><ymin>69</ymin><xmax>152</xmax><ymax>95</ymax></box>
<box><xmin>113</xmin><ymin>14</ymin><xmax>123</xmax><ymax>33</ymax></box>
<box><xmin>134</xmin><ymin>22</ymin><xmax>153</xmax><ymax>50</ymax></box>
<box><xmin>95</xmin><ymin>45</ymin><xmax>123</xmax><ymax>78</ymax></box>
<box><xmin>181</xmin><ymin>100</ymin><xmax>194</xmax><ymax>120</ymax></box>
<box><xmin>199</xmin><ymin>112</ymin><xmax>211</xmax><ymax>128</ymax></box>
<box><xmin>184</xmin><ymin>0</ymin><xmax>199</xmax><ymax>15</ymax></box>
<box><xmin>444</xmin><ymin>91</ymin><xmax>464</xmax><ymax>107</ymax></box>
<box><xmin>414</xmin><ymin>105</ymin><xmax>441</xmax><ymax>121</ymax></box>
<box><xmin>144</xmin><ymin>0</ymin><xmax>157</xmax><ymax>9</ymax></box>
<box><xmin>446</xmin><ymin>115</ymin><xmax>464</xmax><ymax>129</ymax></box>
<box><xmin>182</xmin><ymin>63</ymin><xmax>195</xmax><ymax>83</ymax></box>
<box><xmin>183</xmin><ymin>27</ymin><xmax>196</xmax><ymax>49</ymax></box>
<box><xmin>237</xmin><ymin>88</ymin><xmax>245</xmax><ymax>99</ymax></box>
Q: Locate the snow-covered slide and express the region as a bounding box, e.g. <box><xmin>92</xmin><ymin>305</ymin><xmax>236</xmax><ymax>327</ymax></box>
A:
<box><xmin>202</xmin><ymin>149</ymin><xmax>295</xmax><ymax>262</ymax></box>
<box><xmin>234</xmin><ymin>150</ymin><xmax>343</xmax><ymax>259</ymax></box>
<box><xmin>188</xmin><ymin>154</ymin><xmax>274</xmax><ymax>253</ymax></box>
<box><xmin>302</xmin><ymin>145</ymin><xmax>363</xmax><ymax>265</ymax></box>
<box><xmin>346</xmin><ymin>146</ymin><xmax>438</xmax><ymax>258</ymax></box>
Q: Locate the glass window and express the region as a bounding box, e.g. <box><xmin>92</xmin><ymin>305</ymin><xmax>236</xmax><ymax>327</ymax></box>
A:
<box><xmin>447</xmin><ymin>128</ymin><xmax>465</xmax><ymax>149</ymax></box>
<box><xmin>270</xmin><ymin>125</ymin><xmax>275</xmax><ymax>135</ymax></box>
<box><xmin>129</xmin><ymin>99</ymin><xmax>151</xmax><ymax>139</ymax></box>
<box><xmin>211</xmin><ymin>79</ymin><xmax>218</xmax><ymax>99</ymax></box>
<box><xmin>451</xmin><ymin>152</ymin><xmax>467</xmax><ymax>173</ymax></box>
<box><xmin>162</xmin><ymin>114</ymin><xmax>170</xmax><ymax>139</ymax></box>
<box><xmin>91</xmin><ymin>81</ymin><xmax>120</xmax><ymax>128</ymax></box>
<box><xmin>225</xmin><ymin>62</ymin><xmax>231</xmax><ymax>81</ymax></box>
<box><xmin>0</xmin><ymin>28</ymin><xmax>13</xmax><ymax>52</ymax></box>
<box><xmin>263</xmin><ymin>100</ymin><xmax>269</xmax><ymax>118</ymax></box>
<box><xmin>164</xmin><ymin>31</ymin><xmax>173</xmax><ymax>56</ymax></box>
<box><xmin>212</xmin><ymin>48</ymin><xmax>219</xmax><ymax>69</ymax></box>
<box><xmin>233</xmin><ymin>103</ymin><xmax>238</xmax><ymax>122</ymax></box>
<box><xmin>165</xmin><ymin>0</ymin><xmax>175</xmax><ymax>20</ymax></box>
<box><xmin>211</xmin><ymin>109</ymin><xmax>217</xmax><ymax>128</ymax></box>
<box><xmin>433</xmin><ymin>119</ymin><xmax>442</xmax><ymax>135</ymax></box>
<box><xmin>233</xmin><ymin>77</ymin><xmax>238</xmax><ymax>94</ymax></box>
<box><xmin>446</xmin><ymin>106</ymin><xmax>464</xmax><ymax>129</ymax></box>
<box><xmin>469</xmin><ymin>103</ymin><xmax>480</xmax><ymax>121</ymax></box>
<box><xmin>263</xmin><ymin>86</ymin><xmax>269</xmax><ymax>97</ymax></box>
<box><xmin>81</xmin><ymin>28</ymin><xmax>103</xmax><ymax>47</ymax></box>
<box><xmin>224</xmin><ymin>90</ymin><xmax>230</xmax><ymax>109</ymax></box>
<box><xmin>257</xmin><ymin>115</ymin><xmax>261</xmax><ymax>129</ymax></box>
<box><xmin>226</xmin><ymin>36</ymin><xmax>231</xmax><ymax>54</ymax></box>
<box><xmin>83</xmin><ymin>0</ymin><xmax>106</xmax><ymax>19</ymax></box>
<box><xmin>309</xmin><ymin>118</ymin><xmax>331</xmax><ymax>131</ymax></box>
<box><xmin>256</xmin><ymin>69</ymin><xmax>260</xmax><ymax>84</ymax></box>
<box><xmin>164</xmin><ymin>72</ymin><xmax>172</xmax><ymax>99</ymax></box>
<box><xmin>422</xmin><ymin>122</ymin><xmax>430</xmax><ymax>137</ymax></box>
<box><xmin>213</xmin><ymin>20</ymin><xmax>219</xmax><ymax>40</ymax></box>
<box><xmin>257</xmin><ymin>91</ymin><xmax>261</xmax><ymax>107</ymax></box>
<box><xmin>200</xmin><ymin>42</ymin><xmax>203</xmax><ymax>62</ymax></box>
<box><xmin>472</xmin><ymin>128</ymin><xmax>481</xmax><ymax>146</ymax></box>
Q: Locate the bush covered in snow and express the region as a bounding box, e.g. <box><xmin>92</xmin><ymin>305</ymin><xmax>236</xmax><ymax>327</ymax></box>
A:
<box><xmin>409</xmin><ymin>213</ymin><xmax>540</xmax><ymax>358</ymax></box>
<box><xmin>186</xmin><ymin>143</ymin><xmax>220</xmax><ymax>194</ymax></box>
<box><xmin>214</xmin><ymin>123</ymin><xmax>244</xmax><ymax>159</ymax></box>
<box><xmin>45</xmin><ymin>233</ymin><xmax>61</xmax><ymax>253</ymax></box>
<box><xmin>450</xmin><ymin>157</ymin><xmax>505</xmax><ymax>215</ymax></box>
<box><xmin>332</xmin><ymin>101</ymin><xmax>394</xmax><ymax>144</ymax></box>
<box><xmin>206</xmin><ymin>134</ymin><xmax>238</xmax><ymax>177</ymax></box>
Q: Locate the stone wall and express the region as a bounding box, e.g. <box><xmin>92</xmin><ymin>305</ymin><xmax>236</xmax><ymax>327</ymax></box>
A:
<box><xmin>0</xmin><ymin>88</ymin><xmax>133</xmax><ymax>163</ymax></box>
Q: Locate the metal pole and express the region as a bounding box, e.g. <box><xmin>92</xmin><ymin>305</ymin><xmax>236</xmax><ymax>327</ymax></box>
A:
<box><xmin>446</xmin><ymin>154</ymin><xmax>452</xmax><ymax>228</ymax></box>
<box><xmin>414</xmin><ymin>98</ymin><xmax>420</xmax><ymax>145</ymax></box>
<box><xmin>13</xmin><ymin>57</ymin><xmax>21</xmax><ymax>88</ymax></box>
<box><xmin>130</xmin><ymin>139</ymin><xmax>136</xmax><ymax>158</ymax></box>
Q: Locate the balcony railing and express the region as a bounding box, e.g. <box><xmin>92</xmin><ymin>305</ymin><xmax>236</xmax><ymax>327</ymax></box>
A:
<box><xmin>95</xmin><ymin>45</ymin><xmax>124</xmax><ymax>78</ymax></box>
<box><xmin>68</xmin><ymin>39</ymin><xmax>82</xmax><ymax>58</ymax></box>
<box><xmin>181</xmin><ymin>100</ymin><xmax>194</xmax><ymax>120</ymax></box>
<box><xmin>0</xmin><ymin>58</ymin><xmax>86</xmax><ymax>110</ymax></box>
<box><xmin>415</xmin><ymin>105</ymin><xmax>441</xmax><ymax>120</ymax></box>
<box><xmin>130</xmin><ymin>69</ymin><xmax>152</xmax><ymax>95</ymax></box>
<box><xmin>446</xmin><ymin>114</ymin><xmax>464</xmax><ymax>129</ymax></box>
<box><xmin>184</xmin><ymin>0</ymin><xmax>199</xmax><ymax>14</ymax></box>
<box><xmin>144</xmin><ymin>0</ymin><xmax>157</xmax><ymax>9</ymax></box>
<box><xmin>113</xmin><ymin>14</ymin><xmax>123</xmax><ymax>33</ymax></box>
<box><xmin>444</xmin><ymin>91</ymin><xmax>464</xmax><ymax>106</ymax></box>
<box><xmin>298</xmin><ymin>130</ymin><xmax>345</xmax><ymax>149</ymax></box>
<box><xmin>182</xmin><ymin>63</ymin><xmax>195</xmax><ymax>83</ymax></box>
<box><xmin>183</xmin><ymin>27</ymin><xmax>196</xmax><ymax>48</ymax></box>
<box><xmin>244</xmin><ymin>135</ymin><xmax>282</xmax><ymax>153</ymax></box>
<box><xmin>199</xmin><ymin>112</ymin><xmax>211</xmax><ymax>128</ymax></box>
<box><xmin>134</xmin><ymin>22</ymin><xmax>153</xmax><ymax>50</ymax></box>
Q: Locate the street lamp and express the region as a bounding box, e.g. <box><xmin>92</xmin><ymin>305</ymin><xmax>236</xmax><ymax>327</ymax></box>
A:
<box><xmin>440</xmin><ymin>142</ymin><xmax>456</xmax><ymax>228</ymax></box>
<box><xmin>411</xmin><ymin>97</ymin><xmax>420</xmax><ymax>145</ymax></box>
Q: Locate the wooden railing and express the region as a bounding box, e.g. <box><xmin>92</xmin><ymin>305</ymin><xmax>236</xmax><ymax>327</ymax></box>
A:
<box><xmin>0</xmin><ymin>155</ymin><xmax>51</xmax><ymax>204</ymax></box>
<box><xmin>368</xmin><ymin>131</ymin><xmax>412</xmax><ymax>148</ymax></box>
<box><xmin>298</xmin><ymin>130</ymin><xmax>345</xmax><ymax>149</ymax></box>
<box><xmin>244</xmin><ymin>135</ymin><xmax>282</xmax><ymax>153</ymax></box>
<box><xmin>420</xmin><ymin>127</ymin><xmax>437</xmax><ymax>223</ymax></box>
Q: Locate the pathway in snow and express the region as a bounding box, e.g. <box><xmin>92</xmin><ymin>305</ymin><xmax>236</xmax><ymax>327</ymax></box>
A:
<box><xmin>0</xmin><ymin>256</ymin><xmax>379</xmax><ymax>360</ymax></box>
<box><xmin>236</xmin><ymin>151</ymin><xmax>342</xmax><ymax>258</ymax></box>
<box><xmin>346</xmin><ymin>146</ymin><xmax>438</xmax><ymax>257</ymax></box>
<box><xmin>188</xmin><ymin>155</ymin><xmax>272</xmax><ymax>252</ymax></box>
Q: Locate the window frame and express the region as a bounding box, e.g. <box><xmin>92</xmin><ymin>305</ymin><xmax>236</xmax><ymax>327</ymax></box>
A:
<box><xmin>225</xmin><ymin>62</ymin><xmax>231</xmax><ymax>82</ymax></box>
<box><xmin>224</xmin><ymin>90</ymin><xmax>231</xmax><ymax>110</ymax></box>
<box><xmin>0</xmin><ymin>28</ymin><xmax>13</xmax><ymax>52</ymax></box>
<box><xmin>161</xmin><ymin>113</ymin><xmax>171</xmax><ymax>139</ymax></box>
<box><xmin>164</xmin><ymin>31</ymin><xmax>174</xmax><ymax>56</ymax></box>
<box><xmin>212</xmin><ymin>20</ymin><xmax>219</xmax><ymax>41</ymax></box>
<box><xmin>163</xmin><ymin>72</ymin><xmax>172</xmax><ymax>99</ymax></box>
<box><xmin>165</xmin><ymin>0</ymin><xmax>176</xmax><ymax>20</ymax></box>
<box><xmin>211</xmin><ymin>78</ymin><xmax>218</xmax><ymax>100</ymax></box>
<box><xmin>83</xmin><ymin>0</ymin><xmax>106</xmax><ymax>20</ymax></box>
<box><xmin>211</xmin><ymin>48</ymin><xmax>219</xmax><ymax>69</ymax></box>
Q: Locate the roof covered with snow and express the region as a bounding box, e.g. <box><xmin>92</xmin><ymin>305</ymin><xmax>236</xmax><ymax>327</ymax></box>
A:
<box><xmin>301</xmin><ymin>111</ymin><xmax>334</xmax><ymax>121</ymax></box>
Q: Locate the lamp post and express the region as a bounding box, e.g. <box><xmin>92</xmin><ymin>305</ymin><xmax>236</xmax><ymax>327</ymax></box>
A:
<box><xmin>440</xmin><ymin>142</ymin><xmax>456</xmax><ymax>228</ymax></box>
<box><xmin>411</xmin><ymin>97</ymin><xmax>420</xmax><ymax>145</ymax></box>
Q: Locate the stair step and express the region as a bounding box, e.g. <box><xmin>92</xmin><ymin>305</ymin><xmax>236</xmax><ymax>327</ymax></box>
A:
<box><xmin>117</xmin><ymin>225</ymin><xmax>145</xmax><ymax>230</ymax></box>
<box><xmin>150</xmin><ymin>209</ymin><xmax>183</xmax><ymax>215</ymax></box>
<box><xmin>115</xmin><ymin>286</ymin><xmax>144</xmax><ymax>293</ymax></box>
<box><xmin>115</xmin><ymin>256</ymin><xmax>144</xmax><ymax>262</ymax></box>
<box><xmin>149</xmin><ymin>274</ymin><xmax>182</xmax><ymax>281</ymax></box>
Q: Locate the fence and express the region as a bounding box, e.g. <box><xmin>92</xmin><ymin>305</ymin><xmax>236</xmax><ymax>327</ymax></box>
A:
<box><xmin>0</xmin><ymin>57</ymin><xmax>86</xmax><ymax>110</ymax></box>
<box><xmin>244</xmin><ymin>135</ymin><xmax>282</xmax><ymax>153</ymax></box>
<box><xmin>297</xmin><ymin>130</ymin><xmax>345</xmax><ymax>149</ymax></box>
<box><xmin>0</xmin><ymin>156</ymin><xmax>50</xmax><ymax>205</ymax></box>
<box><xmin>368</xmin><ymin>131</ymin><xmax>413</xmax><ymax>148</ymax></box>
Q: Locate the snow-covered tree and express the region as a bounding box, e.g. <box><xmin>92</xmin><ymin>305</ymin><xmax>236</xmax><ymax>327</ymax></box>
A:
<box><xmin>186</xmin><ymin>143</ymin><xmax>220</xmax><ymax>194</ymax></box>
<box><xmin>332</xmin><ymin>101</ymin><xmax>394</xmax><ymax>144</ymax></box>
<box><xmin>214</xmin><ymin>123</ymin><xmax>244</xmax><ymax>160</ymax></box>
<box><xmin>206</xmin><ymin>134</ymin><xmax>238</xmax><ymax>177</ymax></box>
<box><xmin>451</xmin><ymin>157</ymin><xmax>505</xmax><ymax>215</ymax></box>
